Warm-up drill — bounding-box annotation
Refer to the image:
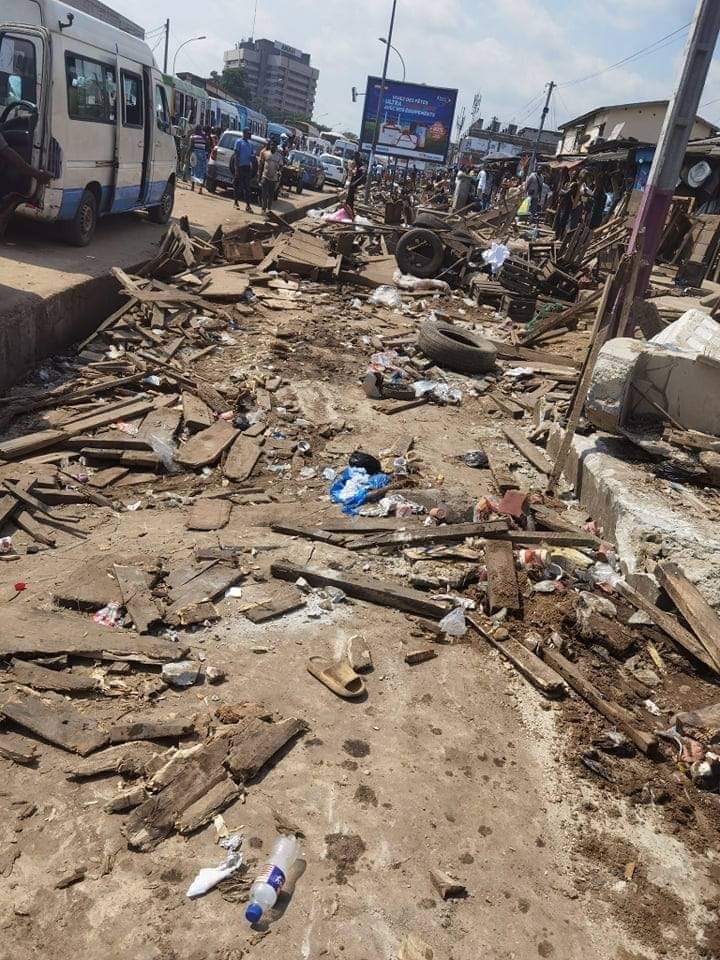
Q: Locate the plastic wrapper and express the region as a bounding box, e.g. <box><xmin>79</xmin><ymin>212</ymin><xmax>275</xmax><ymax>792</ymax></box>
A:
<box><xmin>329</xmin><ymin>467</ymin><xmax>389</xmax><ymax>515</ymax></box>
<box><xmin>369</xmin><ymin>286</ymin><xmax>403</xmax><ymax>309</ymax></box>
<box><xmin>481</xmin><ymin>242</ymin><xmax>511</xmax><ymax>275</ymax></box>
<box><xmin>439</xmin><ymin>606</ymin><xmax>467</xmax><ymax>637</ymax></box>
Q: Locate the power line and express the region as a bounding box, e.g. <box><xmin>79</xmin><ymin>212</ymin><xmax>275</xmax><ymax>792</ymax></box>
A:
<box><xmin>558</xmin><ymin>22</ymin><xmax>691</xmax><ymax>87</ymax></box>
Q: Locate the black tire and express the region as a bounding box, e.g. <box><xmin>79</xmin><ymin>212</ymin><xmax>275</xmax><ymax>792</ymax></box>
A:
<box><xmin>418</xmin><ymin>320</ymin><xmax>497</xmax><ymax>374</ymax></box>
<box><xmin>414</xmin><ymin>212</ymin><xmax>447</xmax><ymax>230</ymax></box>
<box><xmin>62</xmin><ymin>188</ymin><xmax>97</xmax><ymax>246</ymax></box>
<box><xmin>296</xmin><ymin>182</ymin><xmax>303</xmax><ymax>195</ymax></box>
<box><xmin>148</xmin><ymin>180</ymin><xmax>175</xmax><ymax>224</ymax></box>
<box><xmin>396</xmin><ymin>228</ymin><xmax>445</xmax><ymax>278</ymax></box>
<box><xmin>205</xmin><ymin>178</ymin><xmax>217</xmax><ymax>194</ymax></box>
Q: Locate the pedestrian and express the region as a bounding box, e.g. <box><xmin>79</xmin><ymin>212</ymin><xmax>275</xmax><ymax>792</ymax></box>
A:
<box><xmin>232</xmin><ymin>128</ymin><xmax>255</xmax><ymax>213</ymax></box>
<box><xmin>524</xmin><ymin>166</ymin><xmax>543</xmax><ymax>221</ymax></box>
<box><xmin>554</xmin><ymin>174</ymin><xmax>578</xmax><ymax>239</ymax></box>
<box><xmin>189</xmin><ymin>125</ymin><xmax>210</xmax><ymax>194</ymax></box>
<box><xmin>476</xmin><ymin>165</ymin><xmax>488</xmax><ymax>210</ymax></box>
<box><xmin>0</xmin><ymin>129</ymin><xmax>53</xmax><ymax>187</ymax></box>
<box><xmin>346</xmin><ymin>151</ymin><xmax>366</xmax><ymax>212</ymax></box>
<box><xmin>452</xmin><ymin>166</ymin><xmax>473</xmax><ymax>213</ymax></box>
<box><xmin>258</xmin><ymin>141</ymin><xmax>283</xmax><ymax>215</ymax></box>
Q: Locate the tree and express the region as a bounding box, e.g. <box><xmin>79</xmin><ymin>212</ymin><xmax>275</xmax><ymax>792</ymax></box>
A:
<box><xmin>209</xmin><ymin>66</ymin><xmax>249</xmax><ymax>103</ymax></box>
<box><xmin>342</xmin><ymin>131</ymin><xmax>358</xmax><ymax>142</ymax></box>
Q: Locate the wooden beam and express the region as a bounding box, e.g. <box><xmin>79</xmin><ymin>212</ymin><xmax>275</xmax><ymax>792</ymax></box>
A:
<box><xmin>502</xmin><ymin>424</ymin><xmax>553</xmax><ymax>475</ymax></box>
<box><xmin>656</xmin><ymin>564</ymin><xmax>720</xmax><ymax>673</ymax></box>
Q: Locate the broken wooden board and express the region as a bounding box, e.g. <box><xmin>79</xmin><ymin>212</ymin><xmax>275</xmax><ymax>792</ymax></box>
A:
<box><xmin>65</xmin><ymin>741</ymin><xmax>160</xmax><ymax>780</ymax></box>
<box><xmin>346</xmin><ymin>520</ymin><xmax>509</xmax><ymax>552</ymax></box>
<box><xmin>485</xmin><ymin>445</ymin><xmax>518</xmax><ymax>492</ymax></box>
<box><xmin>201</xmin><ymin>265</ymin><xmax>251</xmax><ymax>300</ymax></box>
<box><xmin>0</xmin><ymin>731</ymin><xmax>39</xmax><ymax>765</ymax></box>
<box><xmin>165</xmin><ymin>565</ymin><xmax>244</xmax><ymax>625</ymax></box>
<box><xmin>186</xmin><ymin>498</ymin><xmax>232</xmax><ymax>531</ymax></box>
<box><xmin>224</xmin><ymin>434</ymin><xmax>262</xmax><ymax>483</ymax></box>
<box><xmin>489</xmin><ymin>392</ymin><xmax>525</xmax><ymax>419</ymax></box>
<box><xmin>182</xmin><ymin>392</ymin><xmax>214</xmax><ymax>432</ymax></box>
<box><xmin>174</xmin><ymin>421</ymin><xmax>238</xmax><ymax>469</ymax></box>
<box><xmin>271</xmin><ymin>561</ymin><xmax>450</xmax><ymax>620</ymax></box>
<box><xmin>485</xmin><ymin>540</ymin><xmax>520</xmax><ymax>612</ymax></box>
<box><xmin>225</xmin><ymin>716</ymin><xmax>308</xmax><ymax>782</ymax></box>
<box><xmin>244</xmin><ymin>585</ymin><xmax>305</xmax><ymax>623</ymax></box>
<box><xmin>0</xmin><ymin>695</ymin><xmax>108</xmax><ymax>756</ymax></box>
<box><xmin>53</xmin><ymin>556</ymin><xmax>123</xmax><ymax>609</ymax></box>
<box><xmin>88</xmin><ymin>466</ymin><xmax>130</xmax><ymax>489</ymax></box>
<box><xmin>109</xmin><ymin>717</ymin><xmax>195</xmax><ymax>745</ymax></box>
<box><xmin>176</xmin><ymin>778</ymin><xmax>242</xmax><ymax>835</ymax></box>
<box><xmin>541</xmin><ymin>645</ymin><xmax>658</xmax><ymax>755</ymax></box>
<box><xmin>123</xmin><ymin>737</ymin><xmax>230</xmax><ymax>851</ymax></box>
<box><xmin>137</xmin><ymin>406</ymin><xmax>182</xmax><ymax>450</ymax></box>
<box><xmin>657</xmin><ymin>562</ymin><xmax>720</xmax><ymax>674</ymax></box>
<box><xmin>6</xmin><ymin>658</ymin><xmax>98</xmax><ymax>694</ymax></box>
<box><xmin>114</xmin><ymin>564</ymin><xmax>162</xmax><ymax>634</ymax></box>
<box><xmin>0</xmin><ymin>429</ymin><xmax>67</xmax><ymax>461</ymax></box>
<box><xmin>501</xmin><ymin>424</ymin><xmax>553</xmax><ymax>475</ymax></box>
<box><xmin>1</xmin><ymin>609</ymin><xmax>187</xmax><ymax>664</ymax></box>
<box><xmin>468</xmin><ymin>616</ymin><xmax>566</xmax><ymax>699</ymax></box>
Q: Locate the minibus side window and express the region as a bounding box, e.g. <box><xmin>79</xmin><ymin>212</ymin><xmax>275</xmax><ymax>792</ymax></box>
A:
<box><xmin>0</xmin><ymin>35</ymin><xmax>37</xmax><ymax>108</ymax></box>
<box><xmin>66</xmin><ymin>53</ymin><xmax>116</xmax><ymax>123</ymax></box>
<box><xmin>155</xmin><ymin>84</ymin><xmax>170</xmax><ymax>132</ymax></box>
<box><xmin>121</xmin><ymin>71</ymin><xmax>143</xmax><ymax>128</ymax></box>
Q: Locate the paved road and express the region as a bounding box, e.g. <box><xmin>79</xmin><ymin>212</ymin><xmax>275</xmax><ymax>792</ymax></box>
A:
<box><xmin>0</xmin><ymin>180</ymin><xmax>336</xmax><ymax>301</ymax></box>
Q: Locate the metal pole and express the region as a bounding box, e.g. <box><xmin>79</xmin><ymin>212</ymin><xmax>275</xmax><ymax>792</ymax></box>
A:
<box><xmin>364</xmin><ymin>0</ymin><xmax>398</xmax><ymax>201</ymax></box>
<box><xmin>529</xmin><ymin>80</ymin><xmax>555</xmax><ymax>172</ymax></box>
<box><xmin>163</xmin><ymin>18</ymin><xmax>170</xmax><ymax>75</ymax></box>
<box><xmin>628</xmin><ymin>0</ymin><xmax>720</xmax><ymax>308</ymax></box>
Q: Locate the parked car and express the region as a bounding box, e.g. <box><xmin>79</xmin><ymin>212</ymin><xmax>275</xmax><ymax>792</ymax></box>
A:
<box><xmin>206</xmin><ymin>132</ymin><xmax>267</xmax><ymax>195</ymax></box>
<box><xmin>287</xmin><ymin>150</ymin><xmax>325</xmax><ymax>191</ymax></box>
<box><xmin>319</xmin><ymin>153</ymin><xmax>346</xmax><ymax>187</ymax></box>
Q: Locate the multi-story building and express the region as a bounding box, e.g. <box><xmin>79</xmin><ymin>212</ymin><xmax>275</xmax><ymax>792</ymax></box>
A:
<box><xmin>461</xmin><ymin>118</ymin><xmax>561</xmax><ymax>162</ymax></box>
<box><xmin>224</xmin><ymin>39</ymin><xmax>319</xmax><ymax>119</ymax></box>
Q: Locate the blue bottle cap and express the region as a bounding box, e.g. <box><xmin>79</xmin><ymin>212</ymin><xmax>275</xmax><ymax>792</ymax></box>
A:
<box><xmin>245</xmin><ymin>902</ymin><xmax>263</xmax><ymax>925</ymax></box>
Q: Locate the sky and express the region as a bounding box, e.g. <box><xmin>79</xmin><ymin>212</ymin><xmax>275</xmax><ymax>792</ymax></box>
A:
<box><xmin>113</xmin><ymin>0</ymin><xmax>720</xmax><ymax>136</ymax></box>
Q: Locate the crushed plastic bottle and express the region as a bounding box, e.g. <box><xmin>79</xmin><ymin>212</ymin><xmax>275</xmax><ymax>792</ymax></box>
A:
<box><xmin>245</xmin><ymin>834</ymin><xmax>299</xmax><ymax>925</ymax></box>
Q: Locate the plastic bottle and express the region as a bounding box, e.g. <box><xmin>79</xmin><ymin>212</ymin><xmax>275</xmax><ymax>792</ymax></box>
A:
<box><xmin>245</xmin><ymin>835</ymin><xmax>299</xmax><ymax>925</ymax></box>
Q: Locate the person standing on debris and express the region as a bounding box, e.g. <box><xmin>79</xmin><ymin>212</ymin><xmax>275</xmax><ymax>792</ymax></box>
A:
<box><xmin>257</xmin><ymin>141</ymin><xmax>283</xmax><ymax>215</ymax></box>
<box><xmin>554</xmin><ymin>173</ymin><xmax>578</xmax><ymax>239</ymax></box>
<box><xmin>346</xmin><ymin>151</ymin><xmax>366</xmax><ymax>212</ymax></box>
<box><xmin>232</xmin><ymin>128</ymin><xmax>255</xmax><ymax>213</ymax></box>
<box><xmin>189</xmin><ymin>125</ymin><xmax>210</xmax><ymax>194</ymax></box>
<box><xmin>476</xmin><ymin>165</ymin><xmax>488</xmax><ymax>210</ymax></box>
<box><xmin>452</xmin><ymin>166</ymin><xmax>473</xmax><ymax>212</ymax></box>
<box><xmin>525</xmin><ymin>166</ymin><xmax>543</xmax><ymax>221</ymax></box>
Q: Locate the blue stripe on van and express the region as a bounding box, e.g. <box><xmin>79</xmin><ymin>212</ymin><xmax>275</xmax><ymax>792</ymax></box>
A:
<box><xmin>57</xmin><ymin>181</ymin><xmax>169</xmax><ymax>220</ymax></box>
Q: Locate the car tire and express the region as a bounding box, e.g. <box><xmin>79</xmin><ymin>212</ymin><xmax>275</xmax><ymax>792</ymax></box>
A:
<box><xmin>414</xmin><ymin>212</ymin><xmax>447</xmax><ymax>231</ymax></box>
<box><xmin>395</xmin><ymin>228</ymin><xmax>445</xmax><ymax>278</ymax></box>
<box><xmin>148</xmin><ymin>179</ymin><xmax>175</xmax><ymax>224</ymax></box>
<box><xmin>62</xmin><ymin>188</ymin><xmax>98</xmax><ymax>246</ymax></box>
<box><xmin>418</xmin><ymin>320</ymin><xmax>497</xmax><ymax>374</ymax></box>
<box><xmin>205</xmin><ymin>178</ymin><xmax>217</xmax><ymax>194</ymax></box>
<box><xmin>296</xmin><ymin>183</ymin><xmax>303</xmax><ymax>195</ymax></box>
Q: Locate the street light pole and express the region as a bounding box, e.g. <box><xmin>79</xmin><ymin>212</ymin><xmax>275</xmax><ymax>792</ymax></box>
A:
<box><xmin>163</xmin><ymin>18</ymin><xmax>170</xmax><ymax>75</ymax></box>
<box><xmin>172</xmin><ymin>36</ymin><xmax>207</xmax><ymax>76</ymax></box>
<box><xmin>379</xmin><ymin>37</ymin><xmax>405</xmax><ymax>82</ymax></box>
<box><xmin>364</xmin><ymin>0</ymin><xmax>398</xmax><ymax>201</ymax></box>
<box><xmin>529</xmin><ymin>80</ymin><xmax>555</xmax><ymax>173</ymax></box>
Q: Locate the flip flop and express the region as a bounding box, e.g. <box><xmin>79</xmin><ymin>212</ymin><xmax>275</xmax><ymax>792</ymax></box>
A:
<box><xmin>307</xmin><ymin>656</ymin><xmax>366</xmax><ymax>700</ymax></box>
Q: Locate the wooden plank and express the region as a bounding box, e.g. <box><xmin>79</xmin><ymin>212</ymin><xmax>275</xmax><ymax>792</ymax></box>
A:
<box><xmin>114</xmin><ymin>564</ymin><xmax>162</xmax><ymax>634</ymax></box>
<box><xmin>225</xmin><ymin>717</ymin><xmax>308</xmax><ymax>782</ymax></box>
<box><xmin>502</xmin><ymin>424</ymin><xmax>553</xmax><ymax>475</ymax></box>
<box><xmin>66</xmin><ymin>436</ymin><xmax>153</xmax><ymax>451</ymax></box>
<box><xmin>176</xmin><ymin>778</ymin><xmax>242</xmax><ymax>835</ymax></box>
<box><xmin>13</xmin><ymin>510</ymin><xmax>57</xmax><ymax>547</ymax></box>
<box><xmin>0</xmin><ymin>429</ymin><xmax>67</xmax><ymax>461</ymax></box>
<box><xmin>0</xmin><ymin>732</ymin><xmax>39</xmax><ymax>765</ymax></box>
<box><xmin>0</xmin><ymin>695</ymin><xmax>108</xmax><ymax>756</ymax></box>
<box><xmin>65</xmin><ymin>741</ymin><xmax>160</xmax><ymax>781</ymax></box>
<box><xmin>165</xmin><ymin>565</ymin><xmax>244</xmax><ymax>624</ymax></box>
<box><xmin>489</xmin><ymin>392</ymin><xmax>525</xmax><ymax>419</ymax></box>
<box><xmin>109</xmin><ymin>717</ymin><xmax>194</xmax><ymax>745</ymax></box>
<box><xmin>541</xmin><ymin>646</ymin><xmax>658</xmax><ymax>756</ymax></box>
<box><xmin>62</xmin><ymin>398</ymin><xmax>158</xmax><ymax>436</ymax></box>
<box><xmin>530</xmin><ymin>505</ymin><xmax>600</xmax><ymax>543</ymax></box>
<box><xmin>346</xmin><ymin>520</ymin><xmax>510</xmax><ymax>552</ymax></box>
<box><xmin>186</xmin><ymin>499</ymin><xmax>232</xmax><ymax>531</ymax></box>
<box><xmin>0</xmin><ymin>610</ymin><xmax>187</xmax><ymax>664</ymax></box>
<box><xmin>657</xmin><ymin>563</ymin><xmax>720</xmax><ymax>672</ymax></box>
<box><xmin>174</xmin><ymin>421</ymin><xmax>238</xmax><ymax>469</ymax></box>
<box><xmin>88</xmin><ymin>466</ymin><xmax>130</xmax><ymax>489</ymax></box>
<box><xmin>0</xmin><ymin>493</ymin><xmax>19</xmax><ymax>527</ymax></box>
<box><xmin>224</xmin><ymin>435</ymin><xmax>262</xmax><ymax>483</ymax></box>
<box><xmin>485</xmin><ymin>540</ymin><xmax>520</xmax><ymax>612</ymax></box>
<box><xmin>271</xmin><ymin>561</ymin><xmax>450</xmax><ymax>619</ymax></box>
<box><xmin>245</xmin><ymin>586</ymin><xmax>305</xmax><ymax>623</ymax></box>
<box><xmin>618</xmin><ymin>580</ymin><xmax>718</xmax><ymax>674</ymax></box>
<box><xmin>503</xmin><ymin>530</ymin><xmax>599</xmax><ymax>547</ymax></box>
<box><xmin>182</xmin><ymin>392</ymin><xmax>214</xmax><ymax>431</ymax></box>
<box><xmin>486</xmin><ymin>446</ymin><xmax>517</xmax><ymax>492</ymax></box>
<box><xmin>6</xmin><ymin>658</ymin><xmax>98</xmax><ymax>694</ymax></box>
<box><xmin>468</xmin><ymin>616</ymin><xmax>566</xmax><ymax>698</ymax></box>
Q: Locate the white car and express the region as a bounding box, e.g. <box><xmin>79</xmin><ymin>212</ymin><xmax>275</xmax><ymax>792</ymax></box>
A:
<box><xmin>319</xmin><ymin>153</ymin><xmax>347</xmax><ymax>187</ymax></box>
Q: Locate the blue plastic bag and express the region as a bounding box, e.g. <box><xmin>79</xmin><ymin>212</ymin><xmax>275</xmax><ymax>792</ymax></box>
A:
<box><xmin>329</xmin><ymin>467</ymin><xmax>389</xmax><ymax>515</ymax></box>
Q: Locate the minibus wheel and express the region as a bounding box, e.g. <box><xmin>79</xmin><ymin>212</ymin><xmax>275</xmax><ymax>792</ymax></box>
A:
<box><xmin>149</xmin><ymin>180</ymin><xmax>175</xmax><ymax>224</ymax></box>
<box><xmin>63</xmin><ymin>189</ymin><xmax>98</xmax><ymax>246</ymax></box>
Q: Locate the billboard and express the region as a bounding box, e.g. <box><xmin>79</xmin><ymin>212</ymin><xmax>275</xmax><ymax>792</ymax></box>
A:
<box><xmin>360</xmin><ymin>77</ymin><xmax>458</xmax><ymax>164</ymax></box>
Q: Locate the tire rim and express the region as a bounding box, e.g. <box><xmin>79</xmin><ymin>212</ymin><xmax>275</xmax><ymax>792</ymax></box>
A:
<box><xmin>80</xmin><ymin>202</ymin><xmax>94</xmax><ymax>237</ymax></box>
<box><xmin>162</xmin><ymin>188</ymin><xmax>174</xmax><ymax>216</ymax></box>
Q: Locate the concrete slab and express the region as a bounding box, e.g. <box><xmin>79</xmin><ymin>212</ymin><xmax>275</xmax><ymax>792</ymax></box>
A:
<box><xmin>0</xmin><ymin>182</ymin><xmax>340</xmax><ymax>390</ymax></box>
<box><xmin>548</xmin><ymin>425</ymin><xmax>720</xmax><ymax>606</ymax></box>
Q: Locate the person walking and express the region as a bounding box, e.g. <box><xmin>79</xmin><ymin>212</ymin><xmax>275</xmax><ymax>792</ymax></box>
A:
<box><xmin>554</xmin><ymin>174</ymin><xmax>578</xmax><ymax>239</ymax></box>
<box><xmin>452</xmin><ymin>167</ymin><xmax>473</xmax><ymax>212</ymax></box>
<box><xmin>257</xmin><ymin>141</ymin><xmax>283</xmax><ymax>215</ymax></box>
<box><xmin>346</xmin><ymin>151</ymin><xmax>366</xmax><ymax>212</ymax></box>
<box><xmin>233</xmin><ymin>128</ymin><xmax>255</xmax><ymax>213</ymax></box>
<box><xmin>525</xmin><ymin>166</ymin><xmax>543</xmax><ymax>221</ymax></box>
<box><xmin>189</xmin><ymin>125</ymin><xmax>210</xmax><ymax>194</ymax></box>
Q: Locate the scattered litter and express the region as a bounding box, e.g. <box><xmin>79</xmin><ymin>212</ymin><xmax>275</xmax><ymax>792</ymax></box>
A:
<box><xmin>245</xmin><ymin>834</ymin><xmax>300</xmax><ymax>923</ymax></box>
<box><xmin>439</xmin><ymin>607</ymin><xmax>467</xmax><ymax>637</ymax></box>
<box><xmin>329</xmin><ymin>467</ymin><xmax>389</xmax><ymax>515</ymax></box>
<box><xmin>187</xmin><ymin>848</ymin><xmax>244</xmax><ymax>899</ymax></box>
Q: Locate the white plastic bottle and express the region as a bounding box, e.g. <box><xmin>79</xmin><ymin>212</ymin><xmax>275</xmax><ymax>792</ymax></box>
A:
<box><xmin>245</xmin><ymin>835</ymin><xmax>299</xmax><ymax>924</ymax></box>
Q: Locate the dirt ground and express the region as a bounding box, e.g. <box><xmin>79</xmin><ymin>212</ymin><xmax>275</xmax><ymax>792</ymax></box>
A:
<box><xmin>1</xmin><ymin>261</ymin><xmax>719</xmax><ymax>960</ymax></box>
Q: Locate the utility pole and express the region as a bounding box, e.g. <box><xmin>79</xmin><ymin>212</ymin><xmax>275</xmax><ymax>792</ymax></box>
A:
<box><xmin>627</xmin><ymin>0</ymin><xmax>720</xmax><ymax>309</ymax></box>
<box><xmin>364</xmin><ymin>0</ymin><xmax>398</xmax><ymax>202</ymax></box>
<box><xmin>529</xmin><ymin>80</ymin><xmax>555</xmax><ymax>172</ymax></box>
<box><xmin>163</xmin><ymin>18</ymin><xmax>170</xmax><ymax>75</ymax></box>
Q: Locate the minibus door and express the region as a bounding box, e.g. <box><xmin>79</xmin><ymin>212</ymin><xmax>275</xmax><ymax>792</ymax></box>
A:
<box><xmin>111</xmin><ymin>56</ymin><xmax>148</xmax><ymax>212</ymax></box>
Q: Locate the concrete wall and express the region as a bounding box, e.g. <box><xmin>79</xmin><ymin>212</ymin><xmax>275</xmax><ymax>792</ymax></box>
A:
<box><xmin>559</xmin><ymin>104</ymin><xmax>715</xmax><ymax>154</ymax></box>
